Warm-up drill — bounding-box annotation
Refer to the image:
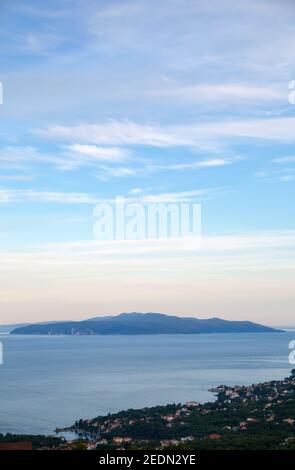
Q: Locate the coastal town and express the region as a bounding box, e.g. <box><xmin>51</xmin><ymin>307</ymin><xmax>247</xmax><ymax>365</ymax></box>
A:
<box><xmin>52</xmin><ymin>370</ymin><xmax>295</xmax><ymax>450</ymax></box>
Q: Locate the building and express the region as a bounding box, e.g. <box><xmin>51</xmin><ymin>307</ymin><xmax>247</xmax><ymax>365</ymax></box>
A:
<box><xmin>0</xmin><ymin>442</ymin><xmax>33</xmax><ymax>450</ymax></box>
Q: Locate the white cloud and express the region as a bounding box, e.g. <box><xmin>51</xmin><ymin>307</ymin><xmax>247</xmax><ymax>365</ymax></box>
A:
<box><xmin>0</xmin><ymin>189</ymin><xmax>98</xmax><ymax>204</ymax></box>
<box><xmin>184</xmin><ymin>117</ymin><xmax>295</xmax><ymax>143</ymax></box>
<box><xmin>0</xmin><ymin>146</ymin><xmax>41</xmax><ymax>165</ymax></box>
<box><xmin>95</xmin><ymin>158</ymin><xmax>232</xmax><ymax>180</ymax></box>
<box><xmin>89</xmin><ymin>188</ymin><xmax>214</xmax><ymax>204</ymax></box>
<box><xmin>139</xmin><ymin>190</ymin><xmax>208</xmax><ymax>203</ymax></box>
<box><xmin>150</xmin><ymin>158</ymin><xmax>232</xmax><ymax>172</ymax></box>
<box><xmin>38</xmin><ymin>117</ymin><xmax>295</xmax><ymax>149</ymax></box>
<box><xmin>0</xmin><ymin>144</ymin><xmax>230</xmax><ymax>178</ymax></box>
<box><xmin>152</xmin><ymin>83</ymin><xmax>284</xmax><ymax>103</ymax></box>
<box><xmin>95</xmin><ymin>165</ymin><xmax>140</xmax><ymax>179</ymax></box>
<box><xmin>67</xmin><ymin>144</ymin><xmax>127</xmax><ymax>162</ymax></box>
<box><xmin>0</xmin><ymin>188</ymin><xmax>208</xmax><ymax>204</ymax></box>
<box><xmin>0</xmin><ymin>146</ymin><xmax>69</xmax><ymax>170</ymax></box>
<box><xmin>0</xmin><ymin>144</ymin><xmax>128</xmax><ymax>172</ymax></box>
<box><xmin>37</xmin><ymin>121</ymin><xmax>187</xmax><ymax>147</ymax></box>
<box><xmin>35</xmin><ymin>230</ymin><xmax>295</xmax><ymax>258</ymax></box>
<box><xmin>129</xmin><ymin>188</ymin><xmax>143</xmax><ymax>195</ymax></box>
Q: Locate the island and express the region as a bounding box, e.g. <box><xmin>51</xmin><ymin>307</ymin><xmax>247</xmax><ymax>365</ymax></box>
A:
<box><xmin>10</xmin><ymin>312</ymin><xmax>280</xmax><ymax>335</ymax></box>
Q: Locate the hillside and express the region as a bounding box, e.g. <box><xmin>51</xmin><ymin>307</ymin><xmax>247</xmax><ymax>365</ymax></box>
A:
<box><xmin>65</xmin><ymin>371</ymin><xmax>295</xmax><ymax>450</ymax></box>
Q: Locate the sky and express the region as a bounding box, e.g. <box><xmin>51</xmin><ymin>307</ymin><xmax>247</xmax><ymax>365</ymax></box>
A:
<box><xmin>0</xmin><ymin>0</ymin><xmax>294</xmax><ymax>325</ymax></box>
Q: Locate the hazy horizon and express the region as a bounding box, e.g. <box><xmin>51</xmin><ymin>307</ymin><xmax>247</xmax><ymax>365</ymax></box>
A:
<box><xmin>1</xmin><ymin>311</ymin><xmax>294</xmax><ymax>329</ymax></box>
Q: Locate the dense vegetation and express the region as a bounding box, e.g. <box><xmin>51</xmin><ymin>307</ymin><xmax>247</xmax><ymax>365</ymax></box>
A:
<box><xmin>69</xmin><ymin>371</ymin><xmax>295</xmax><ymax>450</ymax></box>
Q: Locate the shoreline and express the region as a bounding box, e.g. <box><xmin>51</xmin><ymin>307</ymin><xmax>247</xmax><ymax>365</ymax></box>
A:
<box><xmin>1</xmin><ymin>370</ymin><xmax>294</xmax><ymax>450</ymax></box>
<box><xmin>55</xmin><ymin>370</ymin><xmax>295</xmax><ymax>445</ymax></box>
<box><xmin>1</xmin><ymin>333</ymin><xmax>293</xmax><ymax>440</ymax></box>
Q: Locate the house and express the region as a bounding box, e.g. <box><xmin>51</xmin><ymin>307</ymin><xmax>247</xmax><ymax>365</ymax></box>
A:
<box><xmin>87</xmin><ymin>442</ymin><xmax>98</xmax><ymax>450</ymax></box>
<box><xmin>0</xmin><ymin>442</ymin><xmax>33</xmax><ymax>450</ymax></box>
<box><xmin>161</xmin><ymin>439</ymin><xmax>180</xmax><ymax>447</ymax></box>
<box><xmin>246</xmin><ymin>417</ymin><xmax>259</xmax><ymax>423</ymax></box>
<box><xmin>208</xmin><ymin>433</ymin><xmax>222</xmax><ymax>440</ymax></box>
<box><xmin>184</xmin><ymin>401</ymin><xmax>200</xmax><ymax>408</ymax></box>
<box><xmin>283</xmin><ymin>418</ymin><xmax>295</xmax><ymax>425</ymax></box>
<box><xmin>239</xmin><ymin>421</ymin><xmax>248</xmax><ymax>430</ymax></box>
<box><xmin>180</xmin><ymin>436</ymin><xmax>194</xmax><ymax>442</ymax></box>
<box><xmin>113</xmin><ymin>437</ymin><xmax>124</xmax><ymax>444</ymax></box>
<box><xmin>162</xmin><ymin>415</ymin><xmax>175</xmax><ymax>422</ymax></box>
<box><xmin>113</xmin><ymin>436</ymin><xmax>133</xmax><ymax>445</ymax></box>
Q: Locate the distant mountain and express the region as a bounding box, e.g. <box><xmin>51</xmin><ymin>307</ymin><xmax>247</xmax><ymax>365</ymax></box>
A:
<box><xmin>0</xmin><ymin>319</ymin><xmax>74</xmax><ymax>333</ymax></box>
<box><xmin>10</xmin><ymin>312</ymin><xmax>280</xmax><ymax>335</ymax></box>
<box><xmin>0</xmin><ymin>323</ymin><xmax>30</xmax><ymax>333</ymax></box>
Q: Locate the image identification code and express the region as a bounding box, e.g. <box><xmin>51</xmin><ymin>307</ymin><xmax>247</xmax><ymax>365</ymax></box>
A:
<box><xmin>98</xmin><ymin>453</ymin><xmax>198</xmax><ymax>467</ymax></box>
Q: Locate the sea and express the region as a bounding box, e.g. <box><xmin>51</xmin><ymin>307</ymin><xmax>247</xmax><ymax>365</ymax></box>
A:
<box><xmin>0</xmin><ymin>332</ymin><xmax>294</xmax><ymax>436</ymax></box>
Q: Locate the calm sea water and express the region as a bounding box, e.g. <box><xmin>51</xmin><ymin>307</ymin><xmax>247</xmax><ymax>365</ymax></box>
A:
<box><xmin>0</xmin><ymin>332</ymin><xmax>293</xmax><ymax>435</ymax></box>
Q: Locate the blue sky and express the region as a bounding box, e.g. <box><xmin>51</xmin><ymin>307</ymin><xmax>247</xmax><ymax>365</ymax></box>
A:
<box><xmin>0</xmin><ymin>0</ymin><xmax>295</xmax><ymax>324</ymax></box>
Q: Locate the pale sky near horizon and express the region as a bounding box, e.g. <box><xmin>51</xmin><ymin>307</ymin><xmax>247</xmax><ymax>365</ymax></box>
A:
<box><xmin>0</xmin><ymin>0</ymin><xmax>295</xmax><ymax>326</ymax></box>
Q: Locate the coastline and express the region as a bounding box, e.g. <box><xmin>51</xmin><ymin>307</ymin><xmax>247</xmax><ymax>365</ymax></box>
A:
<box><xmin>1</xmin><ymin>371</ymin><xmax>293</xmax><ymax>450</ymax></box>
<box><xmin>0</xmin><ymin>332</ymin><xmax>293</xmax><ymax>437</ymax></box>
<box><xmin>56</xmin><ymin>369</ymin><xmax>295</xmax><ymax>444</ymax></box>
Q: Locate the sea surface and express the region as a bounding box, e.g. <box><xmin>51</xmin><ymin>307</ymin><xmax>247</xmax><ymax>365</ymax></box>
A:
<box><xmin>0</xmin><ymin>332</ymin><xmax>294</xmax><ymax>435</ymax></box>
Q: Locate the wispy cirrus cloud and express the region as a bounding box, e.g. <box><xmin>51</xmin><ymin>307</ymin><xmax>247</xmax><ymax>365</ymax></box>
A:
<box><xmin>151</xmin><ymin>83</ymin><xmax>285</xmax><ymax>103</ymax></box>
<box><xmin>58</xmin><ymin>144</ymin><xmax>129</xmax><ymax>170</ymax></box>
<box><xmin>0</xmin><ymin>144</ymin><xmax>129</xmax><ymax>171</ymax></box>
<box><xmin>0</xmin><ymin>145</ymin><xmax>70</xmax><ymax>170</ymax></box>
<box><xmin>96</xmin><ymin>165</ymin><xmax>140</xmax><ymax>178</ymax></box>
<box><xmin>96</xmin><ymin>158</ymin><xmax>233</xmax><ymax>180</ymax></box>
<box><xmin>0</xmin><ymin>189</ymin><xmax>99</xmax><ymax>204</ymax></box>
<box><xmin>36</xmin><ymin>121</ymin><xmax>187</xmax><ymax>147</ymax></box>
<box><xmin>67</xmin><ymin>143</ymin><xmax>127</xmax><ymax>162</ymax></box>
<box><xmin>137</xmin><ymin>189</ymin><xmax>209</xmax><ymax>203</ymax></box>
<box><xmin>37</xmin><ymin>117</ymin><xmax>295</xmax><ymax>149</ymax></box>
<box><xmin>35</xmin><ymin>230</ymin><xmax>295</xmax><ymax>257</ymax></box>
<box><xmin>149</xmin><ymin>158</ymin><xmax>232</xmax><ymax>172</ymax></box>
<box><xmin>88</xmin><ymin>187</ymin><xmax>219</xmax><ymax>204</ymax></box>
<box><xmin>0</xmin><ymin>143</ymin><xmax>234</xmax><ymax>180</ymax></box>
<box><xmin>0</xmin><ymin>187</ymin><xmax>216</xmax><ymax>204</ymax></box>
